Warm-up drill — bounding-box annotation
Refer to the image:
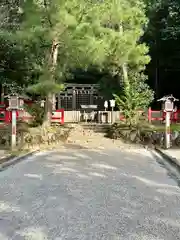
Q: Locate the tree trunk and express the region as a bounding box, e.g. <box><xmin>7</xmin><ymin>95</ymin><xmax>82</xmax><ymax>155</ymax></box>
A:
<box><xmin>0</xmin><ymin>84</ymin><xmax>4</xmax><ymax>103</ymax></box>
<box><xmin>119</xmin><ymin>24</ymin><xmax>129</xmax><ymax>85</ymax></box>
<box><xmin>122</xmin><ymin>63</ymin><xmax>128</xmax><ymax>83</ymax></box>
<box><xmin>43</xmin><ymin>93</ymin><xmax>53</xmax><ymax>126</ymax></box>
<box><xmin>43</xmin><ymin>38</ymin><xmax>59</xmax><ymax>126</ymax></box>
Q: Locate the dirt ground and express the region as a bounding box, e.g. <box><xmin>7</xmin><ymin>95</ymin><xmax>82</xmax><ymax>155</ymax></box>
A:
<box><xmin>66</xmin><ymin>124</ymin><xmax>142</xmax><ymax>151</ymax></box>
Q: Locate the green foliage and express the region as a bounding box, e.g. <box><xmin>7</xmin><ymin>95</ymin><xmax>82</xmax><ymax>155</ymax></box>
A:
<box><xmin>18</xmin><ymin>0</ymin><xmax>151</xmax><ymax>91</ymax></box>
<box><xmin>145</xmin><ymin>0</ymin><xmax>180</xmax><ymax>41</ymax></box>
<box><xmin>106</xmin><ymin>122</ymin><xmax>154</xmax><ymax>142</ymax></box>
<box><xmin>24</xmin><ymin>125</ymin><xmax>72</xmax><ymax>148</ymax></box>
<box><xmin>0</xmin><ymin>1</ymin><xmax>21</xmax><ymax>31</ymax></box>
<box><xmin>27</xmin><ymin>81</ymin><xmax>64</xmax><ymax>96</ymax></box>
<box><xmin>99</xmin><ymin>73</ymin><xmax>121</xmax><ymax>99</ymax></box>
<box><xmin>24</xmin><ymin>103</ymin><xmax>44</xmax><ymax>127</ymax></box>
<box><xmin>106</xmin><ymin>121</ymin><xmax>158</xmax><ymax>146</ymax></box>
<box><xmin>142</xmin><ymin>0</ymin><xmax>180</xmax><ymax>97</ymax></box>
<box><xmin>0</xmin><ymin>0</ymin><xmax>154</xmax><ymax>126</ymax></box>
<box><xmin>99</xmin><ymin>0</ymin><xmax>150</xmax><ymax>75</ymax></box>
<box><xmin>19</xmin><ymin>0</ymin><xmax>109</xmax><ymax>75</ymax></box>
<box><xmin>97</xmin><ymin>0</ymin><xmax>153</xmax><ymax>115</ymax></box>
<box><xmin>114</xmin><ymin>72</ymin><xmax>154</xmax><ymax>125</ymax></box>
<box><xmin>107</xmin><ymin>121</ymin><xmax>180</xmax><ymax>148</ymax></box>
<box><xmin>0</xmin><ymin>121</ymin><xmax>29</xmax><ymax>149</ymax></box>
<box><xmin>0</xmin><ymin>32</ymin><xmax>38</xmax><ymax>92</ymax></box>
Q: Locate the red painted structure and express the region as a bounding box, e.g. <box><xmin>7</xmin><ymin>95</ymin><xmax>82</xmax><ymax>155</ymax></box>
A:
<box><xmin>148</xmin><ymin>107</ymin><xmax>180</xmax><ymax>123</ymax></box>
<box><xmin>0</xmin><ymin>102</ymin><xmax>64</xmax><ymax>125</ymax></box>
<box><xmin>119</xmin><ymin>107</ymin><xmax>180</xmax><ymax>123</ymax></box>
<box><xmin>51</xmin><ymin>109</ymin><xmax>64</xmax><ymax>124</ymax></box>
<box><xmin>0</xmin><ymin>100</ymin><xmax>180</xmax><ymax>124</ymax></box>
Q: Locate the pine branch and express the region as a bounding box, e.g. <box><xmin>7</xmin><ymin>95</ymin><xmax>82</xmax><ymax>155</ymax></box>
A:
<box><xmin>43</xmin><ymin>0</ymin><xmax>53</xmax><ymax>28</ymax></box>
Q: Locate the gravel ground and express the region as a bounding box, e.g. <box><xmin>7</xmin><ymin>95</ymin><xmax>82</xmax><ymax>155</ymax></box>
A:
<box><xmin>0</xmin><ymin>147</ymin><xmax>180</xmax><ymax>240</ymax></box>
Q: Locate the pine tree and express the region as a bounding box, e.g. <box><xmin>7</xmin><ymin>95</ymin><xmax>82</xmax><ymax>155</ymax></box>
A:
<box><xmin>99</xmin><ymin>0</ymin><xmax>150</xmax><ymax>79</ymax></box>
<box><xmin>15</xmin><ymin>0</ymin><xmax>153</xmax><ymax>125</ymax></box>
<box><xmin>100</xmin><ymin>0</ymin><xmax>154</xmax><ymax>123</ymax></box>
<box><xmin>19</xmin><ymin>0</ymin><xmax>110</xmax><ymax>125</ymax></box>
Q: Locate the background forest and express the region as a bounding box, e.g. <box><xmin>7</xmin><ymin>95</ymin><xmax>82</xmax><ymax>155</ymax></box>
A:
<box><xmin>0</xmin><ymin>0</ymin><xmax>180</xmax><ymax>123</ymax></box>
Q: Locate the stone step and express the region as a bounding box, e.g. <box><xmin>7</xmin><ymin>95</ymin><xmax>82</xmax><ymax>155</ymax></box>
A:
<box><xmin>81</xmin><ymin>124</ymin><xmax>110</xmax><ymax>133</ymax></box>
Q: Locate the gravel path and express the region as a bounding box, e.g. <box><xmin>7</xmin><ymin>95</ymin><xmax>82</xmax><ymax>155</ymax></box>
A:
<box><xmin>0</xmin><ymin>147</ymin><xmax>180</xmax><ymax>239</ymax></box>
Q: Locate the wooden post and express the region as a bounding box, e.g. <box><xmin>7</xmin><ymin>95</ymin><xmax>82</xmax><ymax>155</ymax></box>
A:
<box><xmin>148</xmin><ymin>107</ymin><xmax>151</xmax><ymax>123</ymax></box>
<box><xmin>165</xmin><ymin>111</ymin><xmax>171</xmax><ymax>149</ymax></box>
<box><xmin>72</xmin><ymin>89</ymin><xmax>76</xmax><ymax>110</ymax></box>
<box><xmin>111</xmin><ymin>107</ymin><xmax>114</xmax><ymax>124</ymax></box>
<box><xmin>11</xmin><ymin>110</ymin><xmax>17</xmax><ymax>150</ymax></box>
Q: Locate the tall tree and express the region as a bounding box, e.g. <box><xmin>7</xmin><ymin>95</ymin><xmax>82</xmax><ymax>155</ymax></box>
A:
<box><xmin>0</xmin><ymin>0</ymin><xmax>41</xmax><ymax>100</ymax></box>
<box><xmin>5</xmin><ymin>0</ymin><xmax>153</xmax><ymax>125</ymax></box>
<box><xmin>144</xmin><ymin>0</ymin><xmax>180</xmax><ymax>98</ymax></box>
<box><xmin>99</xmin><ymin>0</ymin><xmax>150</xmax><ymax>82</ymax></box>
<box><xmin>20</xmin><ymin>0</ymin><xmax>111</xmax><ymax>125</ymax></box>
<box><xmin>100</xmin><ymin>0</ymin><xmax>154</xmax><ymax>123</ymax></box>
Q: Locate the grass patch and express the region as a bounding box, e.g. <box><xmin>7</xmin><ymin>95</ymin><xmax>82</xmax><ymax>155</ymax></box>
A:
<box><xmin>153</xmin><ymin>124</ymin><xmax>180</xmax><ymax>132</ymax></box>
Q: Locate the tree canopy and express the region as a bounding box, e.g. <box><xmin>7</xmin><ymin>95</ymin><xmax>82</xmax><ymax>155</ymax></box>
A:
<box><xmin>3</xmin><ymin>0</ymin><xmax>180</xmax><ymax>120</ymax></box>
<box><xmin>144</xmin><ymin>0</ymin><xmax>180</xmax><ymax>99</ymax></box>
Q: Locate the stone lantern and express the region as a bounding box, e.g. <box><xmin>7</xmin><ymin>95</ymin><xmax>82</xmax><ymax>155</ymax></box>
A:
<box><xmin>158</xmin><ymin>94</ymin><xmax>179</xmax><ymax>149</ymax></box>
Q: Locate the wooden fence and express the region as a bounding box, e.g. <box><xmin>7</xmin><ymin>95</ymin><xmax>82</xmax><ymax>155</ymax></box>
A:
<box><xmin>1</xmin><ymin>101</ymin><xmax>180</xmax><ymax>124</ymax></box>
<box><xmin>148</xmin><ymin>107</ymin><xmax>180</xmax><ymax>123</ymax></box>
<box><xmin>0</xmin><ymin>104</ymin><xmax>64</xmax><ymax>125</ymax></box>
<box><xmin>120</xmin><ymin>108</ymin><xmax>180</xmax><ymax>123</ymax></box>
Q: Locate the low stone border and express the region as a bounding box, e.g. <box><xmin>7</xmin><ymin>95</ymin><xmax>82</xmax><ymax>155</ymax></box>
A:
<box><xmin>154</xmin><ymin>147</ymin><xmax>180</xmax><ymax>171</ymax></box>
<box><xmin>0</xmin><ymin>150</ymin><xmax>39</xmax><ymax>171</ymax></box>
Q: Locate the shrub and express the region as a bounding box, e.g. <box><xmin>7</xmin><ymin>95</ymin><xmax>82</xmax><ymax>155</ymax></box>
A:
<box><xmin>107</xmin><ymin>122</ymin><xmax>157</xmax><ymax>144</ymax></box>
<box><xmin>114</xmin><ymin>72</ymin><xmax>154</xmax><ymax>125</ymax></box>
<box><xmin>24</xmin><ymin>125</ymin><xmax>72</xmax><ymax>148</ymax></box>
<box><xmin>0</xmin><ymin>121</ymin><xmax>30</xmax><ymax>148</ymax></box>
<box><xmin>107</xmin><ymin>121</ymin><xmax>180</xmax><ymax>147</ymax></box>
<box><xmin>0</xmin><ymin>124</ymin><xmax>11</xmax><ymax>147</ymax></box>
<box><xmin>24</xmin><ymin>103</ymin><xmax>44</xmax><ymax>127</ymax></box>
<box><xmin>0</xmin><ymin>121</ymin><xmax>72</xmax><ymax>150</ymax></box>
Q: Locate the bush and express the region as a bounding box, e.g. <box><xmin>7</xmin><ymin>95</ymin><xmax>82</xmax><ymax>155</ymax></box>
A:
<box><xmin>107</xmin><ymin>121</ymin><xmax>180</xmax><ymax>147</ymax></box>
<box><xmin>107</xmin><ymin>122</ymin><xmax>160</xmax><ymax>145</ymax></box>
<box><xmin>0</xmin><ymin>121</ymin><xmax>30</xmax><ymax>148</ymax></box>
<box><xmin>0</xmin><ymin>124</ymin><xmax>11</xmax><ymax>147</ymax></box>
<box><xmin>0</xmin><ymin>121</ymin><xmax>72</xmax><ymax>150</ymax></box>
<box><xmin>16</xmin><ymin>120</ymin><xmax>30</xmax><ymax>147</ymax></box>
<box><xmin>24</xmin><ymin>103</ymin><xmax>44</xmax><ymax>127</ymax></box>
<box><xmin>23</xmin><ymin>125</ymin><xmax>72</xmax><ymax>148</ymax></box>
<box><xmin>114</xmin><ymin>72</ymin><xmax>154</xmax><ymax>125</ymax></box>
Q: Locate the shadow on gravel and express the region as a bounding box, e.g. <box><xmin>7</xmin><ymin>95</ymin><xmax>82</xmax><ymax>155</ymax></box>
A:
<box><xmin>151</xmin><ymin>150</ymin><xmax>180</xmax><ymax>188</ymax></box>
<box><xmin>62</xmin><ymin>143</ymin><xmax>88</xmax><ymax>149</ymax></box>
<box><xmin>1</xmin><ymin>148</ymin><xmax>180</xmax><ymax>239</ymax></box>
